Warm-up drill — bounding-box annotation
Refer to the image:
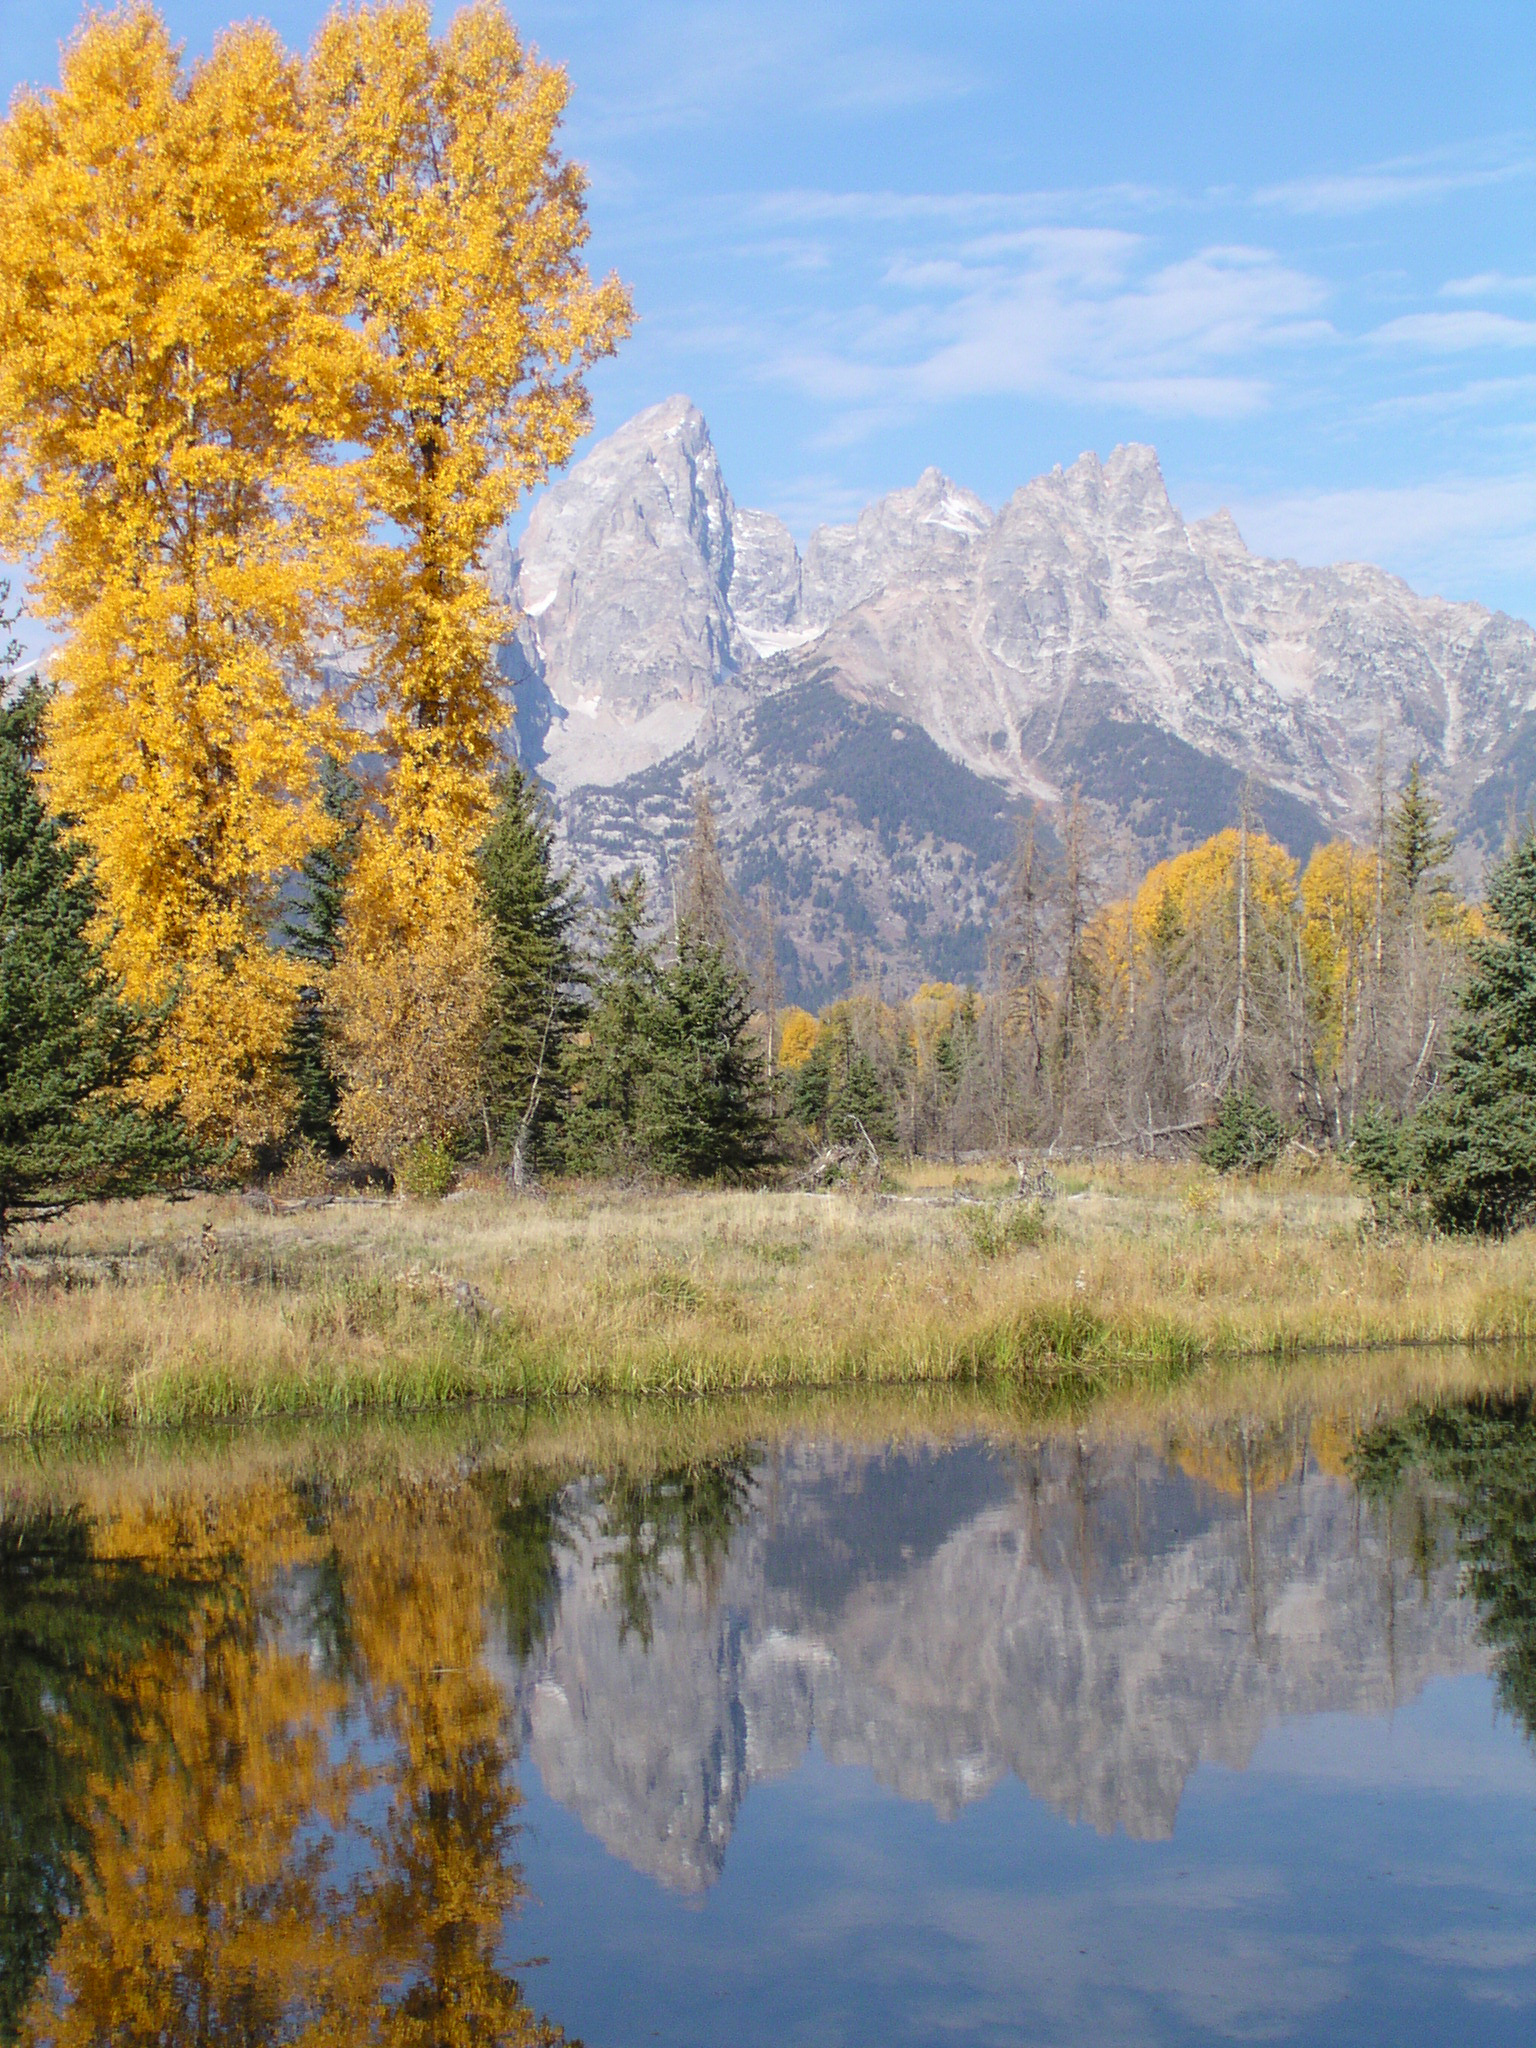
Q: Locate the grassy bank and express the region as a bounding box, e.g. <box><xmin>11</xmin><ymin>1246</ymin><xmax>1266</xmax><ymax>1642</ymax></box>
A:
<box><xmin>5</xmin><ymin>1160</ymin><xmax>1536</xmax><ymax>1436</ymax></box>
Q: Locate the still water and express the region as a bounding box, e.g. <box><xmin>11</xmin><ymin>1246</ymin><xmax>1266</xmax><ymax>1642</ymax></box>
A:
<box><xmin>3</xmin><ymin>1392</ymin><xmax>1535</xmax><ymax>2045</ymax></box>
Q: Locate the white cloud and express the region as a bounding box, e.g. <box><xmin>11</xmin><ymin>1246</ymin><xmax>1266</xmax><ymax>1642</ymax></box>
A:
<box><xmin>754</xmin><ymin>473</ymin><xmax>879</xmax><ymax>536</ymax></box>
<box><xmin>760</xmin><ymin>235</ymin><xmax>1330</xmax><ymax>423</ymax></box>
<box><xmin>1221</xmin><ymin>470</ymin><xmax>1536</xmax><ymax>612</ymax></box>
<box><xmin>1372</xmin><ymin>311</ymin><xmax>1536</xmax><ymax>352</ymax></box>
<box><xmin>1368</xmin><ymin>373</ymin><xmax>1536</xmax><ymax>420</ymax></box>
<box><xmin>1255</xmin><ymin>145</ymin><xmax>1535</xmax><ymax>216</ymax></box>
<box><xmin>1442</xmin><ymin>273</ymin><xmax>1536</xmax><ymax>300</ymax></box>
<box><xmin>567</xmin><ymin>5</ymin><xmax>975</xmax><ymax>140</ymax></box>
<box><xmin>757</xmin><ymin>183</ymin><xmax>1170</xmax><ymax>228</ymax></box>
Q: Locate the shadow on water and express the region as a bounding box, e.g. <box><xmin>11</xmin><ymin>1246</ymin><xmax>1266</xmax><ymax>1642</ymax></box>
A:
<box><xmin>3</xmin><ymin>1358</ymin><xmax>1536</xmax><ymax>2040</ymax></box>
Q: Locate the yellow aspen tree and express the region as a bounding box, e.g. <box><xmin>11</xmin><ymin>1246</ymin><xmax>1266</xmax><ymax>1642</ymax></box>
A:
<box><xmin>304</xmin><ymin>0</ymin><xmax>633</xmax><ymax>953</ymax></box>
<box><xmin>0</xmin><ymin>6</ymin><xmax>347</xmax><ymax>1148</ymax></box>
<box><xmin>1300</xmin><ymin>839</ymin><xmax>1379</xmax><ymax>1092</ymax></box>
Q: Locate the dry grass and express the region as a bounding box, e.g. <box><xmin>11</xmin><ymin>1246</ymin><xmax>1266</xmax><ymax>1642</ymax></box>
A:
<box><xmin>4</xmin><ymin>1160</ymin><xmax>1536</xmax><ymax>1436</ymax></box>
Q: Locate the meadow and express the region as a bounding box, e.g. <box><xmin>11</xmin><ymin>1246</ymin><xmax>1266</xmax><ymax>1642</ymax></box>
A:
<box><xmin>5</xmin><ymin>1158</ymin><xmax>1536</xmax><ymax>1437</ymax></box>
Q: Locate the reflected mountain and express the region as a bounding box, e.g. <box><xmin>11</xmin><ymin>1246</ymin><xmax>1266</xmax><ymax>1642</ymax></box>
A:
<box><xmin>498</xmin><ymin>1428</ymin><xmax>1490</xmax><ymax>1890</ymax></box>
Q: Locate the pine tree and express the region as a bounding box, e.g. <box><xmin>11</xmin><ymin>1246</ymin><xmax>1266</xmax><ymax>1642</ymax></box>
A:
<box><xmin>639</xmin><ymin>935</ymin><xmax>766</xmax><ymax>1178</ymax></box>
<box><xmin>563</xmin><ymin>873</ymin><xmax>662</xmax><ymax>1175</ymax></box>
<box><xmin>793</xmin><ymin>1027</ymin><xmax>836</xmax><ymax>1140</ymax></box>
<box><xmin>676</xmin><ymin>782</ymin><xmax>736</xmax><ymax>956</ymax></box>
<box><xmin>478</xmin><ymin>766</ymin><xmax>583</xmax><ymax>1179</ymax></box>
<box><xmin>1391</xmin><ymin>762</ymin><xmax>1455</xmax><ymax>901</ymax></box>
<box><xmin>831</xmin><ymin>1049</ymin><xmax>895</xmax><ymax>1150</ymax></box>
<box><xmin>792</xmin><ymin>1012</ymin><xmax>894</xmax><ymax>1152</ymax></box>
<box><xmin>0</xmin><ymin>684</ymin><xmax>201</xmax><ymax>1244</ymax></box>
<box><xmin>281</xmin><ymin>755</ymin><xmax>361</xmax><ymax>1153</ymax></box>
<box><xmin>1410</xmin><ymin>833</ymin><xmax>1536</xmax><ymax>1232</ymax></box>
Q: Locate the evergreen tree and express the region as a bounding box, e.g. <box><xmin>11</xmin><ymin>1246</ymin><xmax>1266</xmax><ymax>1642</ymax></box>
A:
<box><xmin>676</xmin><ymin>781</ymin><xmax>735</xmax><ymax>955</ymax></box>
<box><xmin>792</xmin><ymin>1012</ymin><xmax>894</xmax><ymax>1151</ymax></box>
<box><xmin>793</xmin><ymin>1028</ymin><xmax>836</xmax><ymax>1139</ymax></box>
<box><xmin>1200</xmin><ymin>1085</ymin><xmax>1286</xmax><ymax>1174</ymax></box>
<box><xmin>281</xmin><ymin>754</ymin><xmax>360</xmax><ymax>1152</ymax></box>
<box><xmin>478</xmin><ymin>766</ymin><xmax>583</xmax><ymax>1177</ymax></box>
<box><xmin>563</xmin><ymin>872</ymin><xmax>663</xmax><ymax>1174</ymax></box>
<box><xmin>1353</xmin><ymin>1397</ymin><xmax>1536</xmax><ymax>1739</ymax></box>
<box><xmin>1390</xmin><ymin>761</ymin><xmax>1455</xmax><ymax>901</ymax></box>
<box><xmin>0</xmin><ymin>1503</ymin><xmax>205</xmax><ymax>2040</ymax></box>
<box><xmin>639</xmin><ymin>933</ymin><xmax>766</xmax><ymax>1178</ymax></box>
<box><xmin>0</xmin><ymin>685</ymin><xmax>202</xmax><ymax>1245</ymax></box>
<box><xmin>832</xmin><ymin>1048</ymin><xmax>895</xmax><ymax>1149</ymax></box>
<box><xmin>1410</xmin><ymin>832</ymin><xmax>1536</xmax><ymax>1232</ymax></box>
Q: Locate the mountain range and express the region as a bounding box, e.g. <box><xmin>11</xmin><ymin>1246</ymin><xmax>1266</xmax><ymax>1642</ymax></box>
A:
<box><xmin>487</xmin><ymin>397</ymin><xmax>1536</xmax><ymax>999</ymax></box>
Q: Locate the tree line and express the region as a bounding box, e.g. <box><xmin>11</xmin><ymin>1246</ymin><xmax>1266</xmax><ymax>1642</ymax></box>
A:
<box><xmin>767</xmin><ymin>770</ymin><xmax>1536</xmax><ymax>1232</ymax></box>
<box><xmin>775</xmin><ymin>771</ymin><xmax>1471</xmax><ymax>1161</ymax></box>
<box><xmin>3</xmin><ymin>7</ymin><xmax>1534</xmax><ymax>1237</ymax></box>
<box><xmin>9</xmin><ymin>536</ymin><xmax>1536</xmax><ymax>1233</ymax></box>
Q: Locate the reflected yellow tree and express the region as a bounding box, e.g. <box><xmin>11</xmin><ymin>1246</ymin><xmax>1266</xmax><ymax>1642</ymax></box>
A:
<box><xmin>20</xmin><ymin>1473</ymin><xmax>566</xmax><ymax>2047</ymax></box>
<box><xmin>323</xmin><ymin>1481</ymin><xmax>563</xmax><ymax>2048</ymax></box>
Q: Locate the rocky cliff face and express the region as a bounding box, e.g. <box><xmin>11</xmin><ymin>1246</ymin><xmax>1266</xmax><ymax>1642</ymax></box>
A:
<box><xmin>488</xmin><ymin>398</ymin><xmax>1536</xmax><ymax>990</ymax></box>
<box><xmin>493</xmin><ymin>1434</ymin><xmax>1487</xmax><ymax>1891</ymax></box>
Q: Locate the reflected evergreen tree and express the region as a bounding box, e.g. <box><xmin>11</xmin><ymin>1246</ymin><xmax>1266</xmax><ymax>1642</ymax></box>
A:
<box><xmin>482</xmin><ymin>1472</ymin><xmax>570</xmax><ymax>1663</ymax></box>
<box><xmin>1353</xmin><ymin>1397</ymin><xmax>1536</xmax><ymax>1739</ymax></box>
<box><xmin>0</xmin><ymin>1507</ymin><xmax>205</xmax><ymax>2040</ymax></box>
<box><xmin>601</xmin><ymin>1458</ymin><xmax>756</xmax><ymax>1650</ymax></box>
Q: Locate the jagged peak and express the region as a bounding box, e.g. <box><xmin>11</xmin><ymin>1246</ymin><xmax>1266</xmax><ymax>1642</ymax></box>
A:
<box><xmin>1189</xmin><ymin>508</ymin><xmax>1250</xmax><ymax>557</ymax></box>
<box><xmin>1103</xmin><ymin>441</ymin><xmax>1164</xmax><ymax>482</ymax></box>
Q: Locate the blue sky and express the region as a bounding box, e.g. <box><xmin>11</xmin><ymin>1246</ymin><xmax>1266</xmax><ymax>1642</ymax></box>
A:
<box><xmin>3</xmin><ymin>0</ymin><xmax>1534</xmax><ymax>626</ymax></box>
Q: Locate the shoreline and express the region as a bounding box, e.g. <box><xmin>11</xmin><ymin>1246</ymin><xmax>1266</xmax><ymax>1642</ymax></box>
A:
<box><xmin>6</xmin><ymin>1166</ymin><xmax>1536</xmax><ymax>1439</ymax></box>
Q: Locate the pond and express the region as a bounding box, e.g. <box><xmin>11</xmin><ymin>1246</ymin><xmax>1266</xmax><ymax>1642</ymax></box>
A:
<box><xmin>3</xmin><ymin>1383</ymin><xmax>1536</xmax><ymax>2045</ymax></box>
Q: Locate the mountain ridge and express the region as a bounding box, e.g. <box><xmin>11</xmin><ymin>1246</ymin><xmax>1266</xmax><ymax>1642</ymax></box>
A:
<box><xmin>486</xmin><ymin>396</ymin><xmax>1536</xmax><ymax>995</ymax></box>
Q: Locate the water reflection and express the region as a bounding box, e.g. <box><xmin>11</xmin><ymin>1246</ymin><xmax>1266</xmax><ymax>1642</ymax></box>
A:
<box><xmin>1352</xmin><ymin>1395</ymin><xmax>1536</xmax><ymax>1739</ymax></box>
<box><xmin>2</xmin><ymin>1392</ymin><xmax>1535</xmax><ymax>2041</ymax></box>
<box><xmin>499</xmin><ymin>1421</ymin><xmax>1492</xmax><ymax>1887</ymax></box>
<box><xmin>3</xmin><ymin>1476</ymin><xmax>564</xmax><ymax>2046</ymax></box>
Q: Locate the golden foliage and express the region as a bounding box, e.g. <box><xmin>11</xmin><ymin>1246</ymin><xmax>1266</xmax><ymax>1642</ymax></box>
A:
<box><xmin>1081</xmin><ymin>828</ymin><xmax>1302</xmax><ymax>1040</ymax></box>
<box><xmin>328</xmin><ymin>919</ymin><xmax>491</xmax><ymax>1163</ymax></box>
<box><xmin>0</xmin><ymin>6</ymin><xmax>346</xmax><ymax>1146</ymax></box>
<box><xmin>776</xmin><ymin>1007</ymin><xmax>820</xmax><ymax>1068</ymax></box>
<box><xmin>1300</xmin><ymin>839</ymin><xmax>1379</xmax><ymax>1077</ymax></box>
<box><xmin>0</xmin><ymin>1</ymin><xmax>631</xmax><ymax>1150</ymax></box>
<box><xmin>304</xmin><ymin>0</ymin><xmax>633</xmax><ymax>951</ymax></box>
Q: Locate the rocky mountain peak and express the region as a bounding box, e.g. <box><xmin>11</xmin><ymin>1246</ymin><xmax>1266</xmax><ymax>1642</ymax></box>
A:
<box><xmin>1188</xmin><ymin>508</ymin><xmax>1252</xmax><ymax>560</ymax></box>
<box><xmin>492</xmin><ymin>396</ymin><xmax>1536</xmax><ymax>993</ymax></box>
